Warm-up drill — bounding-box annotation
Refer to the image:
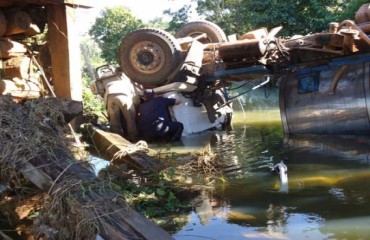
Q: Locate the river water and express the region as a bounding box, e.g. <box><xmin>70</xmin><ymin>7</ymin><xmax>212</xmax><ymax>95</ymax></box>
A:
<box><xmin>172</xmin><ymin>108</ymin><xmax>370</xmax><ymax>240</ymax></box>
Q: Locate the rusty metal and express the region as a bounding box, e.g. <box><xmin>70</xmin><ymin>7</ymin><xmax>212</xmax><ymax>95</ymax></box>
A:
<box><xmin>219</xmin><ymin>39</ymin><xmax>265</xmax><ymax>60</ymax></box>
<box><xmin>355</xmin><ymin>3</ymin><xmax>370</xmax><ymax>23</ymax></box>
<box><xmin>329</xmin><ymin>22</ymin><xmax>339</xmax><ymax>33</ymax></box>
<box><xmin>338</xmin><ymin>20</ymin><xmax>370</xmax><ymax>46</ymax></box>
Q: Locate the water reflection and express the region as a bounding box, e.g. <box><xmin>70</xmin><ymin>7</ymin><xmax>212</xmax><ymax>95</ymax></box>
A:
<box><xmin>173</xmin><ymin>114</ymin><xmax>370</xmax><ymax>240</ymax></box>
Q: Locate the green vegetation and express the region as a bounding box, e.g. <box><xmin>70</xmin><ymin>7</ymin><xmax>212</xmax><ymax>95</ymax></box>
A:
<box><xmin>164</xmin><ymin>5</ymin><xmax>192</xmax><ymax>34</ymax></box>
<box><xmin>120</xmin><ymin>169</ymin><xmax>192</xmax><ymax>219</ymax></box>
<box><xmin>89</xmin><ymin>7</ymin><xmax>145</xmax><ymax>63</ymax></box>
<box><xmin>164</xmin><ymin>0</ymin><xmax>370</xmax><ymax>36</ymax></box>
<box><xmin>82</xmin><ymin>88</ymin><xmax>105</xmax><ymax>121</ymax></box>
<box><xmin>86</xmin><ymin>1</ymin><xmax>370</xmax><ymax>65</ymax></box>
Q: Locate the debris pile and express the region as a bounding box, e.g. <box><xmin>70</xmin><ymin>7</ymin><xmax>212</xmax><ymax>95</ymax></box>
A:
<box><xmin>0</xmin><ymin>4</ymin><xmax>49</xmax><ymax>101</ymax></box>
<box><xmin>0</xmin><ymin>97</ymin><xmax>171</xmax><ymax>240</ymax></box>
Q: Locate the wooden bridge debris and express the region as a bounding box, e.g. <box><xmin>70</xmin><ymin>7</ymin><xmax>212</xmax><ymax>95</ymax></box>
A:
<box><xmin>0</xmin><ymin>97</ymin><xmax>172</xmax><ymax>240</ymax></box>
<box><xmin>86</xmin><ymin>124</ymin><xmax>166</xmax><ymax>172</ymax></box>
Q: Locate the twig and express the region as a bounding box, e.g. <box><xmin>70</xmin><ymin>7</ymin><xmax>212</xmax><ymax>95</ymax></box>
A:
<box><xmin>48</xmin><ymin>162</ymin><xmax>78</xmax><ymax>195</ymax></box>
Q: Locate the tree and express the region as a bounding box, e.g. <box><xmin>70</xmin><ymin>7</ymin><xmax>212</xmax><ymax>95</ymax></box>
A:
<box><xmin>339</xmin><ymin>0</ymin><xmax>370</xmax><ymax>20</ymax></box>
<box><xmin>164</xmin><ymin>5</ymin><xmax>192</xmax><ymax>34</ymax></box>
<box><xmin>147</xmin><ymin>17</ymin><xmax>170</xmax><ymax>30</ymax></box>
<box><xmin>80</xmin><ymin>36</ymin><xmax>105</xmax><ymax>82</ymax></box>
<box><xmin>195</xmin><ymin>0</ymin><xmax>243</xmax><ymax>36</ymax></box>
<box><xmin>89</xmin><ymin>7</ymin><xmax>145</xmax><ymax>63</ymax></box>
<box><xmin>195</xmin><ymin>0</ymin><xmax>353</xmax><ymax>37</ymax></box>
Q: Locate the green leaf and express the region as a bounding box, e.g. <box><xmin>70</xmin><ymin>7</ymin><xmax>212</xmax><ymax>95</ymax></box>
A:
<box><xmin>156</xmin><ymin>188</ymin><xmax>166</xmax><ymax>196</ymax></box>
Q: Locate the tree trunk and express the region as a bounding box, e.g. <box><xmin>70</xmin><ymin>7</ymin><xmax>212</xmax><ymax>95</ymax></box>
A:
<box><xmin>0</xmin><ymin>38</ymin><xmax>27</xmax><ymax>58</ymax></box>
<box><xmin>2</xmin><ymin>55</ymin><xmax>32</xmax><ymax>79</ymax></box>
<box><xmin>4</xmin><ymin>10</ymin><xmax>31</xmax><ymax>36</ymax></box>
<box><xmin>80</xmin><ymin>44</ymin><xmax>96</xmax><ymax>81</ymax></box>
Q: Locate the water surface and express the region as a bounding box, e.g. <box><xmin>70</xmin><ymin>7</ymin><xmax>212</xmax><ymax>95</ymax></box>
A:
<box><xmin>173</xmin><ymin>110</ymin><xmax>370</xmax><ymax>240</ymax></box>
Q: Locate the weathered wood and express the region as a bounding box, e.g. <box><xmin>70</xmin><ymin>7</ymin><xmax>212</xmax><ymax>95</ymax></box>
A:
<box><xmin>0</xmin><ymin>0</ymin><xmax>14</xmax><ymax>7</ymax></box>
<box><xmin>14</xmin><ymin>0</ymin><xmax>62</xmax><ymax>5</ymax></box>
<box><xmin>0</xmin><ymin>79</ymin><xmax>41</xmax><ymax>99</ymax></box>
<box><xmin>87</xmin><ymin>125</ymin><xmax>166</xmax><ymax>171</ymax></box>
<box><xmin>0</xmin><ymin>10</ymin><xmax>6</xmax><ymax>37</ymax></box>
<box><xmin>21</xmin><ymin>0</ymin><xmax>92</xmax><ymax>6</ymax></box>
<box><xmin>21</xmin><ymin>149</ymin><xmax>172</xmax><ymax>240</ymax></box>
<box><xmin>64</xmin><ymin>0</ymin><xmax>94</xmax><ymax>8</ymax></box>
<box><xmin>2</xmin><ymin>55</ymin><xmax>32</xmax><ymax>79</ymax></box>
<box><xmin>47</xmin><ymin>4</ymin><xmax>82</xmax><ymax>101</ymax></box>
<box><xmin>57</xmin><ymin>98</ymin><xmax>83</xmax><ymax>123</ymax></box>
<box><xmin>4</xmin><ymin>10</ymin><xmax>32</xmax><ymax>36</ymax></box>
<box><xmin>0</xmin><ymin>38</ymin><xmax>27</xmax><ymax>58</ymax></box>
<box><xmin>24</xmin><ymin>23</ymin><xmax>41</xmax><ymax>36</ymax></box>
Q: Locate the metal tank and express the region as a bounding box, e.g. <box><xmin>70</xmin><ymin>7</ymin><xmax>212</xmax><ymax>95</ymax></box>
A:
<box><xmin>279</xmin><ymin>54</ymin><xmax>370</xmax><ymax>135</ymax></box>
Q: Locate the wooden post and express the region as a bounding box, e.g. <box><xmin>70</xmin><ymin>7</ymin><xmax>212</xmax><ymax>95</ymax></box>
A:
<box><xmin>0</xmin><ymin>9</ymin><xmax>6</xmax><ymax>37</ymax></box>
<box><xmin>46</xmin><ymin>4</ymin><xmax>82</xmax><ymax>101</ymax></box>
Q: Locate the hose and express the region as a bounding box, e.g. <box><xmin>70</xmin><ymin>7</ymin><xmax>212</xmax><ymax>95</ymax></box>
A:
<box><xmin>338</xmin><ymin>19</ymin><xmax>370</xmax><ymax>46</ymax></box>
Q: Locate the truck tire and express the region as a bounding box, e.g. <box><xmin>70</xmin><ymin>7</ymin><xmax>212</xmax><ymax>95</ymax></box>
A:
<box><xmin>175</xmin><ymin>20</ymin><xmax>228</xmax><ymax>43</ymax></box>
<box><xmin>119</xmin><ymin>28</ymin><xmax>182</xmax><ymax>86</ymax></box>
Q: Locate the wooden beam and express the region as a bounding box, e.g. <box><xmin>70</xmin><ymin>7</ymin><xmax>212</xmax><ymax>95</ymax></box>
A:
<box><xmin>17</xmin><ymin>0</ymin><xmax>63</xmax><ymax>4</ymax></box>
<box><xmin>87</xmin><ymin>125</ymin><xmax>166</xmax><ymax>171</ymax></box>
<box><xmin>47</xmin><ymin>4</ymin><xmax>82</xmax><ymax>101</ymax></box>
<box><xmin>0</xmin><ymin>0</ymin><xmax>94</xmax><ymax>7</ymax></box>
<box><xmin>64</xmin><ymin>0</ymin><xmax>94</xmax><ymax>8</ymax></box>
<box><xmin>0</xmin><ymin>0</ymin><xmax>15</xmax><ymax>7</ymax></box>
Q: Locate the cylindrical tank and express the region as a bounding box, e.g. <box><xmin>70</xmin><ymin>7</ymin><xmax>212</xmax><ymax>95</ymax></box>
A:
<box><xmin>280</xmin><ymin>60</ymin><xmax>370</xmax><ymax>135</ymax></box>
<box><xmin>219</xmin><ymin>39</ymin><xmax>266</xmax><ymax>61</ymax></box>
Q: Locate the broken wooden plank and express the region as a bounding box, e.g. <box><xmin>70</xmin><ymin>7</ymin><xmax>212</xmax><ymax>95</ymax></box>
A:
<box><xmin>86</xmin><ymin>124</ymin><xmax>165</xmax><ymax>171</ymax></box>
<box><xmin>0</xmin><ymin>97</ymin><xmax>172</xmax><ymax>240</ymax></box>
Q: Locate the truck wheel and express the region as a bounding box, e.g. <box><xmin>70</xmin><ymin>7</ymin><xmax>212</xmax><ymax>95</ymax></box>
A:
<box><xmin>175</xmin><ymin>20</ymin><xmax>228</xmax><ymax>43</ymax></box>
<box><xmin>119</xmin><ymin>28</ymin><xmax>182</xmax><ymax>86</ymax></box>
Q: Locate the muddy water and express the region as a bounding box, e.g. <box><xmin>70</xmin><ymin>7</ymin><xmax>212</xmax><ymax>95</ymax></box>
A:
<box><xmin>173</xmin><ymin>110</ymin><xmax>370</xmax><ymax>240</ymax></box>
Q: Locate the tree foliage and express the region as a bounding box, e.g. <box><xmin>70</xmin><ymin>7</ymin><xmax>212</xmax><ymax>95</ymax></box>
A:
<box><xmin>195</xmin><ymin>0</ymin><xmax>243</xmax><ymax>36</ymax></box>
<box><xmin>340</xmin><ymin>0</ymin><xmax>370</xmax><ymax>20</ymax></box>
<box><xmin>194</xmin><ymin>0</ymin><xmax>368</xmax><ymax>37</ymax></box>
<box><xmin>147</xmin><ymin>17</ymin><xmax>170</xmax><ymax>30</ymax></box>
<box><xmin>164</xmin><ymin>5</ymin><xmax>192</xmax><ymax>34</ymax></box>
<box><xmin>89</xmin><ymin>7</ymin><xmax>145</xmax><ymax>63</ymax></box>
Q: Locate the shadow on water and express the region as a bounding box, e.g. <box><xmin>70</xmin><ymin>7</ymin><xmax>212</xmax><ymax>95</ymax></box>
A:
<box><xmin>173</xmin><ymin>110</ymin><xmax>370</xmax><ymax>240</ymax></box>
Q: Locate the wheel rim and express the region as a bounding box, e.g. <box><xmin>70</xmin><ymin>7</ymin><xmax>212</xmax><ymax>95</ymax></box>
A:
<box><xmin>129</xmin><ymin>40</ymin><xmax>166</xmax><ymax>74</ymax></box>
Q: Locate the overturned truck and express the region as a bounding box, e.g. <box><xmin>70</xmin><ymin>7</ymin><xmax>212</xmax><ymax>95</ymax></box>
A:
<box><xmin>92</xmin><ymin>4</ymin><xmax>370</xmax><ymax>137</ymax></box>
